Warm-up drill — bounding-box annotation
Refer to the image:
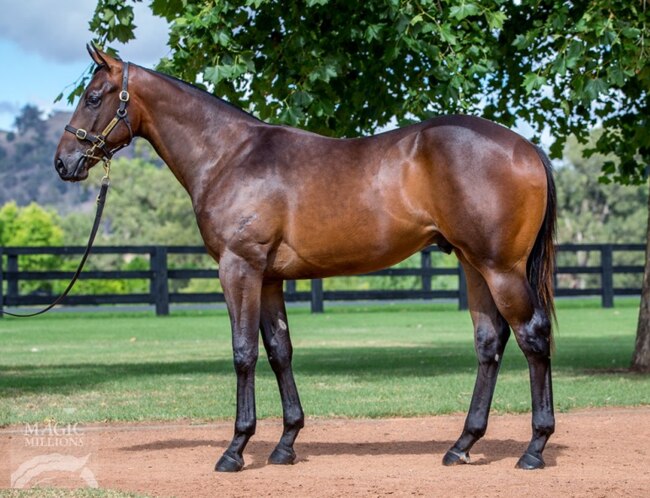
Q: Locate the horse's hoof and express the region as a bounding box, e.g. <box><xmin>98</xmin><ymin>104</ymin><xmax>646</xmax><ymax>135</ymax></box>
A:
<box><xmin>215</xmin><ymin>452</ymin><xmax>244</xmax><ymax>472</ymax></box>
<box><xmin>515</xmin><ymin>452</ymin><xmax>545</xmax><ymax>470</ymax></box>
<box><xmin>268</xmin><ymin>444</ymin><xmax>296</xmax><ymax>465</ymax></box>
<box><xmin>442</xmin><ymin>448</ymin><xmax>470</xmax><ymax>466</ymax></box>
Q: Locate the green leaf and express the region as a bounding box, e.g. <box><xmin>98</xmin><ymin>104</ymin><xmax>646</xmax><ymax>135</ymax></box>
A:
<box><xmin>365</xmin><ymin>24</ymin><xmax>383</xmax><ymax>42</ymax></box>
<box><xmin>291</xmin><ymin>91</ymin><xmax>314</xmax><ymax>107</ymax></box>
<box><xmin>438</xmin><ymin>23</ymin><xmax>457</xmax><ymax>44</ymax></box>
<box><xmin>620</xmin><ymin>27</ymin><xmax>641</xmax><ymax>39</ymax></box>
<box><xmin>608</xmin><ymin>65</ymin><xmax>627</xmax><ymax>87</ymax></box>
<box><xmin>204</xmin><ymin>65</ymin><xmax>231</xmax><ymax>85</ymax></box>
<box><xmin>213</xmin><ymin>30</ymin><xmax>232</xmax><ymax>47</ymax></box>
<box><xmin>485</xmin><ymin>11</ymin><xmax>506</xmax><ymax>30</ymax></box>
<box><xmin>513</xmin><ymin>33</ymin><xmax>530</xmax><ymax>49</ymax></box>
<box><xmin>306</xmin><ymin>0</ymin><xmax>329</xmax><ymax>6</ymax></box>
<box><xmin>584</xmin><ymin>78</ymin><xmax>608</xmax><ymax>100</ymax></box>
<box><xmin>522</xmin><ymin>73</ymin><xmax>546</xmax><ymax>94</ymax></box>
<box><xmin>450</xmin><ymin>3</ymin><xmax>480</xmax><ymax>20</ymax></box>
<box><xmin>308</xmin><ymin>62</ymin><xmax>339</xmax><ymax>83</ymax></box>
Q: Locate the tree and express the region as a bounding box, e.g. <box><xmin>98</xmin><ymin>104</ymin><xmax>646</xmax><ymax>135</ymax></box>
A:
<box><xmin>555</xmin><ymin>134</ymin><xmax>647</xmax><ymax>290</ymax></box>
<box><xmin>86</xmin><ymin>0</ymin><xmax>649</xmax><ymax>368</ymax></box>
<box><xmin>0</xmin><ymin>202</ymin><xmax>64</xmax><ymax>294</ymax></box>
<box><xmin>13</xmin><ymin>104</ymin><xmax>47</xmax><ymax>136</ymax></box>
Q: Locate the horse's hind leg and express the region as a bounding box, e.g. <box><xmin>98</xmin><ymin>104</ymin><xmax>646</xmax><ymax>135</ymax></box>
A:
<box><xmin>482</xmin><ymin>267</ymin><xmax>555</xmax><ymax>469</ymax></box>
<box><xmin>443</xmin><ymin>259</ymin><xmax>510</xmax><ymax>466</ymax></box>
<box><xmin>260</xmin><ymin>280</ymin><xmax>305</xmax><ymax>465</ymax></box>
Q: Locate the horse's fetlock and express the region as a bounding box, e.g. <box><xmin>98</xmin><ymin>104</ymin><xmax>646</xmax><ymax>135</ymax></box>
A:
<box><xmin>235</xmin><ymin>420</ymin><xmax>256</xmax><ymax>436</ymax></box>
<box><xmin>284</xmin><ymin>408</ymin><xmax>305</xmax><ymax>430</ymax></box>
<box><xmin>464</xmin><ymin>418</ymin><xmax>487</xmax><ymax>440</ymax></box>
<box><xmin>533</xmin><ymin>414</ymin><xmax>555</xmax><ymax>437</ymax></box>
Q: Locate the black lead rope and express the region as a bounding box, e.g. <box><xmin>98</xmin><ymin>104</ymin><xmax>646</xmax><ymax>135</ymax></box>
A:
<box><xmin>0</xmin><ymin>177</ymin><xmax>110</xmax><ymax>318</ymax></box>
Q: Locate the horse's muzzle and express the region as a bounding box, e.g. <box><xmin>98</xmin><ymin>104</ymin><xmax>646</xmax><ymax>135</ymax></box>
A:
<box><xmin>55</xmin><ymin>155</ymin><xmax>89</xmax><ymax>182</ymax></box>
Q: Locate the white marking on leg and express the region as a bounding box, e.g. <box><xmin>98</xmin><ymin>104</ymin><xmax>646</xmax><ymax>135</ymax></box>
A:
<box><xmin>495</xmin><ymin>354</ymin><xmax>500</xmax><ymax>362</ymax></box>
<box><xmin>278</xmin><ymin>319</ymin><xmax>287</xmax><ymax>331</ymax></box>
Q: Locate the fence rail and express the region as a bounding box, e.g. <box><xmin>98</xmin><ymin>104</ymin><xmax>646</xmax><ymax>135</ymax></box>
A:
<box><xmin>0</xmin><ymin>244</ymin><xmax>645</xmax><ymax>316</ymax></box>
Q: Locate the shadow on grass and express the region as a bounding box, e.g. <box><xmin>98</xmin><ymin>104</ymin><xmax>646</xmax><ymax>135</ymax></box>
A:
<box><xmin>1</xmin><ymin>336</ymin><xmax>642</xmax><ymax>397</ymax></box>
<box><xmin>0</xmin><ymin>345</ymin><xmax>477</xmax><ymax>396</ymax></box>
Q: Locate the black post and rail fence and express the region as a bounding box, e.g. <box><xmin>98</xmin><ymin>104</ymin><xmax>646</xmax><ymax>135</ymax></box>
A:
<box><xmin>0</xmin><ymin>244</ymin><xmax>645</xmax><ymax>316</ymax></box>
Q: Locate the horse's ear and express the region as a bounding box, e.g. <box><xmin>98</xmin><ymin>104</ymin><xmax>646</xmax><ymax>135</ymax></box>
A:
<box><xmin>86</xmin><ymin>42</ymin><xmax>120</xmax><ymax>71</ymax></box>
<box><xmin>87</xmin><ymin>42</ymin><xmax>108</xmax><ymax>67</ymax></box>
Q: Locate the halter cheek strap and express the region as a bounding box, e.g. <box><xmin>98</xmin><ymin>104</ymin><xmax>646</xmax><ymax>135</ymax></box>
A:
<box><xmin>64</xmin><ymin>61</ymin><xmax>133</xmax><ymax>162</ymax></box>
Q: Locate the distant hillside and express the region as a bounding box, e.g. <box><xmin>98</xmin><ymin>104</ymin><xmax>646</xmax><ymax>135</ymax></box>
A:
<box><xmin>0</xmin><ymin>107</ymin><xmax>141</xmax><ymax>213</ymax></box>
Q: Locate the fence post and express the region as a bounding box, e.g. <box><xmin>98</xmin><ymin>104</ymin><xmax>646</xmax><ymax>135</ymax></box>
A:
<box><xmin>0</xmin><ymin>247</ymin><xmax>4</xmax><ymax>318</ymax></box>
<box><xmin>311</xmin><ymin>278</ymin><xmax>324</xmax><ymax>313</ymax></box>
<box><xmin>7</xmin><ymin>253</ymin><xmax>18</xmax><ymax>300</ymax></box>
<box><xmin>458</xmin><ymin>263</ymin><xmax>468</xmax><ymax>311</ymax></box>
<box><xmin>151</xmin><ymin>246</ymin><xmax>170</xmax><ymax>316</ymax></box>
<box><xmin>421</xmin><ymin>250</ymin><xmax>432</xmax><ymax>293</ymax></box>
<box><xmin>601</xmin><ymin>245</ymin><xmax>614</xmax><ymax>308</ymax></box>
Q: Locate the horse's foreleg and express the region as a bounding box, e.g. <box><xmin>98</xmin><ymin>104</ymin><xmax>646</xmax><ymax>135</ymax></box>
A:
<box><xmin>443</xmin><ymin>261</ymin><xmax>510</xmax><ymax>466</ymax></box>
<box><xmin>260</xmin><ymin>281</ymin><xmax>304</xmax><ymax>465</ymax></box>
<box><xmin>215</xmin><ymin>253</ymin><xmax>263</xmax><ymax>472</ymax></box>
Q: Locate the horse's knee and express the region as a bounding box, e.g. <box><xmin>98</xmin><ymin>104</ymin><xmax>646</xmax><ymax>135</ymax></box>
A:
<box><xmin>267</xmin><ymin>342</ymin><xmax>292</xmax><ymax>371</ymax></box>
<box><xmin>233</xmin><ymin>346</ymin><xmax>258</xmax><ymax>374</ymax></box>
<box><xmin>475</xmin><ymin>322</ymin><xmax>509</xmax><ymax>364</ymax></box>
<box><xmin>265</xmin><ymin>326</ymin><xmax>293</xmax><ymax>372</ymax></box>
<box><xmin>515</xmin><ymin>311</ymin><xmax>551</xmax><ymax>358</ymax></box>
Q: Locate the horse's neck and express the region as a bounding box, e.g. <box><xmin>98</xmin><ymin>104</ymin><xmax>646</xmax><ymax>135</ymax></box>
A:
<box><xmin>135</xmin><ymin>67</ymin><xmax>257</xmax><ymax>198</ymax></box>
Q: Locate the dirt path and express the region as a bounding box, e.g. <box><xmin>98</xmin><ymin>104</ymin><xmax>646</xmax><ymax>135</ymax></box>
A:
<box><xmin>2</xmin><ymin>407</ymin><xmax>649</xmax><ymax>497</ymax></box>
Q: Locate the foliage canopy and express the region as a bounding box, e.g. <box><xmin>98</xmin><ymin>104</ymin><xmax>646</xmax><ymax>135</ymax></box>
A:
<box><xmin>81</xmin><ymin>0</ymin><xmax>649</xmax><ymax>185</ymax></box>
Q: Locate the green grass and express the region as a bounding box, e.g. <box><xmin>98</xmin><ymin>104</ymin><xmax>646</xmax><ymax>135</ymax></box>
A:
<box><xmin>1</xmin><ymin>299</ymin><xmax>648</xmax><ymax>426</ymax></box>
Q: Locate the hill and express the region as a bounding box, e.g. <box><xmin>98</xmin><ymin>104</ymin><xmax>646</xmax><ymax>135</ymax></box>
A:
<box><xmin>0</xmin><ymin>106</ymin><xmax>139</xmax><ymax>212</ymax></box>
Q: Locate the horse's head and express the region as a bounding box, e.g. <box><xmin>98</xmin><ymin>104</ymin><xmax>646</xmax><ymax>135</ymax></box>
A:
<box><xmin>54</xmin><ymin>44</ymin><xmax>136</xmax><ymax>182</ymax></box>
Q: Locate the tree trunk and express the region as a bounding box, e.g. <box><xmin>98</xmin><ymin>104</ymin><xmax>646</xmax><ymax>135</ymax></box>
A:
<box><xmin>631</xmin><ymin>180</ymin><xmax>650</xmax><ymax>372</ymax></box>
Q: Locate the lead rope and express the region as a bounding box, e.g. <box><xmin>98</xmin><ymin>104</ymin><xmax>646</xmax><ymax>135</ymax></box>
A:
<box><xmin>0</xmin><ymin>162</ymin><xmax>111</xmax><ymax>318</ymax></box>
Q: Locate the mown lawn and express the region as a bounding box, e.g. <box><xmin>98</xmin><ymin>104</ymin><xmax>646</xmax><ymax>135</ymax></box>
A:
<box><xmin>0</xmin><ymin>300</ymin><xmax>648</xmax><ymax>425</ymax></box>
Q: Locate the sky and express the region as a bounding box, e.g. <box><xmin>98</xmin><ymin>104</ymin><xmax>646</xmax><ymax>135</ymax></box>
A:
<box><xmin>0</xmin><ymin>0</ymin><xmax>169</xmax><ymax>131</ymax></box>
<box><xmin>0</xmin><ymin>1</ymin><xmax>547</xmax><ymax>143</ymax></box>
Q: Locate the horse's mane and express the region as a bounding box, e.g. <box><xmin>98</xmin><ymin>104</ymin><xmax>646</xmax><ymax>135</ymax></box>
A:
<box><xmin>141</xmin><ymin>66</ymin><xmax>261</xmax><ymax>122</ymax></box>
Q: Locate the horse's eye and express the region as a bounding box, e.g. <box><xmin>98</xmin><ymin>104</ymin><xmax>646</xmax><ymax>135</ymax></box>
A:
<box><xmin>87</xmin><ymin>95</ymin><xmax>101</xmax><ymax>107</ymax></box>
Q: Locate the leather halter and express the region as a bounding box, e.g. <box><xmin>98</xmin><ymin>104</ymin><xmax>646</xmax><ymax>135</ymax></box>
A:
<box><xmin>64</xmin><ymin>61</ymin><xmax>133</xmax><ymax>162</ymax></box>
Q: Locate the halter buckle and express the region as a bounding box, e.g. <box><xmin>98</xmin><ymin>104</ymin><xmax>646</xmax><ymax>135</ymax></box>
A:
<box><xmin>75</xmin><ymin>129</ymin><xmax>88</xmax><ymax>140</ymax></box>
<box><xmin>119</xmin><ymin>90</ymin><xmax>130</xmax><ymax>102</ymax></box>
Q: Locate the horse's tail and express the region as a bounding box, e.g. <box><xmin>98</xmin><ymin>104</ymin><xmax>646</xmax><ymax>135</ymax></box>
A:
<box><xmin>528</xmin><ymin>145</ymin><xmax>557</xmax><ymax>339</ymax></box>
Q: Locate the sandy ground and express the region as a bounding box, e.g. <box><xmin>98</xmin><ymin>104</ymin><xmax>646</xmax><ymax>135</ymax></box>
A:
<box><xmin>2</xmin><ymin>407</ymin><xmax>649</xmax><ymax>497</ymax></box>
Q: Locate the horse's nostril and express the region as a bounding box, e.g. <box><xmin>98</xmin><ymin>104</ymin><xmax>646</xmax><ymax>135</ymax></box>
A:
<box><xmin>55</xmin><ymin>158</ymin><xmax>67</xmax><ymax>175</ymax></box>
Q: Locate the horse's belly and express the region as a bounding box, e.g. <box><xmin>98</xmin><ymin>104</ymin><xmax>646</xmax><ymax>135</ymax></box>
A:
<box><xmin>268</xmin><ymin>222</ymin><xmax>437</xmax><ymax>279</ymax></box>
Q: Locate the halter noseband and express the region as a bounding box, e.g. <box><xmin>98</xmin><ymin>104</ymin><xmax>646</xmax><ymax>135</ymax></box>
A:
<box><xmin>64</xmin><ymin>61</ymin><xmax>133</xmax><ymax>163</ymax></box>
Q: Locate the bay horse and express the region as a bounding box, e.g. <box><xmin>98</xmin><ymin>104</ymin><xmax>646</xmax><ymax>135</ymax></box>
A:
<box><xmin>55</xmin><ymin>45</ymin><xmax>557</xmax><ymax>471</ymax></box>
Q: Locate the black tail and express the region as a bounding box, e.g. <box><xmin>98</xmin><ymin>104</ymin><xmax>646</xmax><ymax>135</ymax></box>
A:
<box><xmin>527</xmin><ymin>145</ymin><xmax>557</xmax><ymax>336</ymax></box>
